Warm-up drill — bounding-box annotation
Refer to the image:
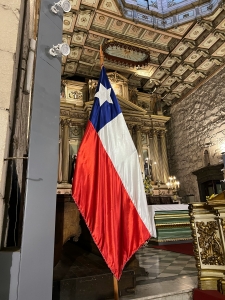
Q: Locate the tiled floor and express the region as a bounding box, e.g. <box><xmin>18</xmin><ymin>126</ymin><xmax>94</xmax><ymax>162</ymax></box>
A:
<box><xmin>54</xmin><ymin>241</ymin><xmax>198</xmax><ymax>300</ymax></box>
<box><xmin>121</xmin><ymin>245</ymin><xmax>198</xmax><ymax>300</ymax></box>
<box><xmin>136</xmin><ymin>245</ymin><xmax>197</xmax><ymax>283</ymax></box>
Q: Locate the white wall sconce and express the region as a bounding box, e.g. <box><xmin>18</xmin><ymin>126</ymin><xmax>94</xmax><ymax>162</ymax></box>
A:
<box><xmin>51</xmin><ymin>0</ymin><xmax>71</xmax><ymax>14</ymax></box>
<box><xmin>49</xmin><ymin>43</ymin><xmax>70</xmax><ymax>57</ymax></box>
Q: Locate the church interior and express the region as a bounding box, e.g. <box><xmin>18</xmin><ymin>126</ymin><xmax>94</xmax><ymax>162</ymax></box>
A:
<box><xmin>53</xmin><ymin>0</ymin><xmax>225</xmax><ymax>298</ymax></box>
<box><xmin>1</xmin><ymin>0</ymin><xmax>225</xmax><ymax>299</ymax></box>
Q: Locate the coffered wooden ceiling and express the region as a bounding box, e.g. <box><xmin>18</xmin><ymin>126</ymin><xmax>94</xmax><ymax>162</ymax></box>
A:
<box><xmin>62</xmin><ymin>0</ymin><xmax>225</xmax><ymax>105</ymax></box>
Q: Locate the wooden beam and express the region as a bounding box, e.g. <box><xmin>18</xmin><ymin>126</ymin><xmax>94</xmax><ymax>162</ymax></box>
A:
<box><xmin>89</xmin><ymin>29</ymin><xmax>169</xmax><ymax>54</ymax></box>
<box><xmin>96</xmin><ymin>9</ymin><xmax>182</xmax><ymax>39</ymax></box>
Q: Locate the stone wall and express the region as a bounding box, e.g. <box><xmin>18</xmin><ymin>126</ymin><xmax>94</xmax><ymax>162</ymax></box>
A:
<box><xmin>166</xmin><ymin>66</ymin><xmax>225</xmax><ymax>202</ymax></box>
<box><xmin>0</xmin><ymin>0</ymin><xmax>35</xmax><ymax>246</ymax></box>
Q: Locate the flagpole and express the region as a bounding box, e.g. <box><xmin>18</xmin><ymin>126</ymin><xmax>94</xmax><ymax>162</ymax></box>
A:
<box><xmin>113</xmin><ymin>275</ymin><xmax>119</xmax><ymax>300</ymax></box>
<box><xmin>99</xmin><ymin>44</ymin><xmax>120</xmax><ymax>300</ymax></box>
<box><xmin>100</xmin><ymin>45</ymin><xmax>104</xmax><ymax>68</ymax></box>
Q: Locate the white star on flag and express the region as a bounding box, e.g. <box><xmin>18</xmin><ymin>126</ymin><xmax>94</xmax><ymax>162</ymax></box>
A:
<box><xmin>95</xmin><ymin>83</ymin><xmax>113</xmax><ymax>106</ymax></box>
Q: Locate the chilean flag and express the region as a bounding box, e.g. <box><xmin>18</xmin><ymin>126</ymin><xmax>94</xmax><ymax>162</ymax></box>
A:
<box><xmin>72</xmin><ymin>66</ymin><xmax>151</xmax><ymax>280</ymax></box>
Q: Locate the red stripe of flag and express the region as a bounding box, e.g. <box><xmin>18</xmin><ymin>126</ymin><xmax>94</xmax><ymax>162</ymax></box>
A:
<box><xmin>72</xmin><ymin>121</ymin><xmax>150</xmax><ymax>279</ymax></box>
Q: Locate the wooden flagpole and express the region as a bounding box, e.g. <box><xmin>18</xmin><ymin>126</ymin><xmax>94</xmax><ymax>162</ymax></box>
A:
<box><xmin>113</xmin><ymin>276</ymin><xmax>119</xmax><ymax>300</ymax></box>
<box><xmin>99</xmin><ymin>45</ymin><xmax>119</xmax><ymax>300</ymax></box>
<box><xmin>100</xmin><ymin>45</ymin><xmax>104</xmax><ymax>68</ymax></box>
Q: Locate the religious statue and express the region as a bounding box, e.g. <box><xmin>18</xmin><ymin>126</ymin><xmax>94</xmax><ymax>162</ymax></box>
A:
<box><xmin>69</xmin><ymin>154</ymin><xmax>77</xmax><ymax>184</ymax></box>
<box><xmin>144</xmin><ymin>159</ymin><xmax>152</xmax><ymax>178</ymax></box>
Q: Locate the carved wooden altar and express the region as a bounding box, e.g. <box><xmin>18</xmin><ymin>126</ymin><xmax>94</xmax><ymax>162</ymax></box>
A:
<box><xmin>189</xmin><ymin>191</ymin><xmax>225</xmax><ymax>294</ymax></box>
<box><xmin>58</xmin><ymin>71</ymin><xmax>171</xmax><ymax>191</ymax></box>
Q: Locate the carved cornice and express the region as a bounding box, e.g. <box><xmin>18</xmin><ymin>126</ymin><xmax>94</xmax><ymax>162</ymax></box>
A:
<box><xmin>60</xmin><ymin>109</ymin><xmax>87</xmax><ymax>121</ymax></box>
<box><xmin>136</xmin><ymin>125</ymin><xmax>144</xmax><ymax>131</ymax></box>
<box><xmin>61</xmin><ymin>118</ymin><xmax>71</xmax><ymax>127</ymax></box>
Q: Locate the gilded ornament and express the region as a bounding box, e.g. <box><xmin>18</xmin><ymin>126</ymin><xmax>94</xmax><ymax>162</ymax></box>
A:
<box><xmin>116</xmin><ymin>20</ymin><xmax>123</xmax><ymax>26</ymax></box>
<box><xmin>193</xmin><ymin>30</ymin><xmax>199</xmax><ymax>35</ymax></box>
<box><xmin>64</xmin><ymin>20</ymin><xmax>70</xmax><ymax>25</ymax></box>
<box><xmin>196</xmin><ymin>221</ymin><xmax>225</xmax><ymax>265</ymax></box>
<box><xmin>143</xmin><ymin>176</ymin><xmax>153</xmax><ymax>195</ymax></box>
<box><xmin>148</xmin><ymin>31</ymin><xmax>154</xmax><ymax>36</ymax></box>
<box><xmin>132</xmin><ymin>26</ymin><xmax>139</xmax><ymax>33</ymax></box>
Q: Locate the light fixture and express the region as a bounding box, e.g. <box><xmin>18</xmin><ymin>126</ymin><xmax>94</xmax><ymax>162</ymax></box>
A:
<box><xmin>102</xmin><ymin>40</ymin><xmax>150</xmax><ymax>67</ymax></box>
<box><xmin>166</xmin><ymin>176</ymin><xmax>180</xmax><ymax>202</ymax></box>
<box><xmin>51</xmin><ymin>0</ymin><xmax>71</xmax><ymax>14</ymax></box>
<box><xmin>166</xmin><ymin>176</ymin><xmax>180</xmax><ymax>191</ymax></box>
<box><xmin>49</xmin><ymin>43</ymin><xmax>70</xmax><ymax>57</ymax></box>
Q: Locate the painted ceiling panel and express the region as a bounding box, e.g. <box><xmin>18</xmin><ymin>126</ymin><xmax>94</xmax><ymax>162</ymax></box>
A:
<box><xmin>216</xmin><ymin>19</ymin><xmax>225</xmax><ymax>30</ymax></box>
<box><xmin>161</xmin><ymin>76</ymin><xmax>176</xmax><ymax>86</ymax></box>
<box><xmin>70</xmin><ymin>0</ymin><xmax>82</xmax><ymax>11</ymax></box>
<box><xmin>99</xmin><ymin>0</ymin><xmax>122</xmax><ymax>15</ymax></box>
<box><xmin>61</xmin><ymin>0</ymin><xmax>225</xmax><ymax>105</ymax></box>
<box><xmin>81</xmin><ymin>0</ymin><xmax>100</xmax><ymax>8</ymax></box>
<box><xmin>184</xmin><ymin>72</ymin><xmax>200</xmax><ymax>82</ymax></box>
<box><xmin>199</xmin><ymin>34</ymin><xmax>219</xmax><ymax>49</ymax></box>
<box><xmin>171</xmin><ymin>43</ymin><xmax>189</xmax><ymax>55</ymax></box>
<box><xmin>185</xmin><ymin>25</ymin><xmax>205</xmax><ymax>40</ymax></box>
<box><xmin>75</xmin><ymin>10</ymin><xmax>94</xmax><ymax>30</ymax></box>
<box><xmin>161</xmin><ymin>57</ymin><xmax>176</xmax><ymax>67</ymax></box>
<box><xmin>109</xmin><ymin>19</ymin><xmax>127</xmax><ymax>33</ymax></box>
<box><xmin>71</xmin><ymin>32</ymin><xmax>87</xmax><ymax>45</ymax></box>
<box><xmin>173</xmin><ymin>65</ymin><xmax>187</xmax><ymax>75</ymax></box>
<box><xmin>63</xmin><ymin>13</ymin><xmax>77</xmax><ymax>32</ymax></box>
<box><xmin>167</xmin><ymin>23</ymin><xmax>192</xmax><ymax>36</ymax></box>
<box><xmin>184</xmin><ymin>52</ymin><xmax>201</xmax><ymax>63</ymax></box>
<box><xmin>213</xmin><ymin>43</ymin><xmax>225</xmax><ymax>56</ymax></box>
<box><xmin>197</xmin><ymin>59</ymin><xmax>214</xmax><ymax>71</ymax></box>
<box><xmin>92</xmin><ymin>13</ymin><xmax>109</xmax><ymax>28</ymax></box>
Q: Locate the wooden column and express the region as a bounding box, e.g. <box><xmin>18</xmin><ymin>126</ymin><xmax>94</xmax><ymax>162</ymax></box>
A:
<box><xmin>62</xmin><ymin>119</ymin><xmax>70</xmax><ymax>183</ymax></box>
<box><xmin>158</xmin><ymin>130</ymin><xmax>164</xmax><ymax>183</ymax></box>
<box><xmin>148</xmin><ymin>130</ymin><xmax>154</xmax><ymax>179</ymax></box>
<box><xmin>136</xmin><ymin>125</ymin><xmax>144</xmax><ymax>177</ymax></box>
<box><xmin>152</xmin><ymin>129</ymin><xmax>160</xmax><ymax>182</ymax></box>
<box><xmin>160</xmin><ymin>130</ymin><xmax>170</xmax><ymax>184</ymax></box>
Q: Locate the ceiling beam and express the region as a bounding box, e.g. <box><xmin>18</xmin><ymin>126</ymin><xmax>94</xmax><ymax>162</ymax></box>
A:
<box><xmin>96</xmin><ymin>9</ymin><xmax>182</xmax><ymax>39</ymax></box>
<box><xmin>89</xmin><ymin>30</ymin><xmax>169</xmax><ymax>54</ymax></box>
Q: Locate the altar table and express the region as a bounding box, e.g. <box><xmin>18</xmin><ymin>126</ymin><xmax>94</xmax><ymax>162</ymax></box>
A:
<box><xmin>148</xmin><ymin>204</ymin><xmax>191</xmax><ymax>244</ymax></box>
